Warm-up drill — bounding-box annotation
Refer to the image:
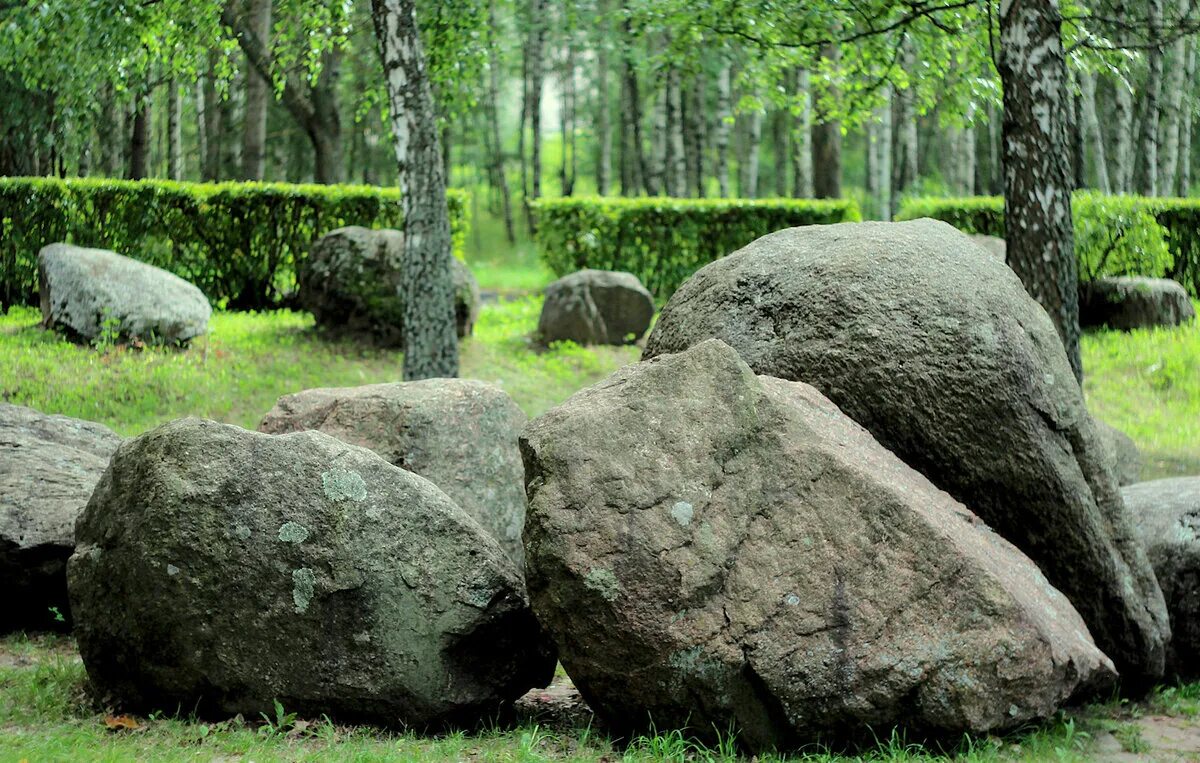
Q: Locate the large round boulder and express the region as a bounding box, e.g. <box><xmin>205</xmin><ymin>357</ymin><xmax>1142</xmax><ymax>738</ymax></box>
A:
<box><xmin>67</xmin><ymin>418</ymin><xmax>554</xmax><ymax>725</ymax></box>
<box><xmin>259</xmin><ymin>379</ymin><xmax>528</xmax><ymax>568</ymax></box>
<box><xmin>537</xmin><ymin>269</ymin><xmax>655</xmax><ymax>345</ymax></box>
<box><xmin>38</xmin><ymin>244</ymin><xmax>211</xmax><ymax>344</ymax></box>
<box><xmin>1080</xmin><ymin>276</ymin><xmax>1196</xmax><ymax>331</ymax></box>
<box><xmin>297</xmin><ymin>226</ymin><xmax>480</xmax><ymax>346</ymax></box>
<box><xmin>521</xmin><ymin>340</ymin><xmax>1116</xmax><ymax>750</ymax></box>
<box><xmin>0</xmin><ymin>404</ymin><xmax>121</xmax><ymax>631</ymax></box>
<box><xmin>1123</xmin><ymin>478</ymin><xmax>1200</xmax><ymax>680</ymax></box>
<box><xmin>643</xmin><ymin>219</ymin><xmax>1170</xmax><ymax>688</ymax></box>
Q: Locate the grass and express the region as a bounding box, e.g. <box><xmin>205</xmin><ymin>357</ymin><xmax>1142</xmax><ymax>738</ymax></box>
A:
<box><xmin>0</xmin><ymin>297</ymin><xmax>638</xmax><ymax>436</ymax></box>
<box><xmin>1081</xmin><ymin>300</ymin><xmax>1200</xmax><ymax>479</ymax></box>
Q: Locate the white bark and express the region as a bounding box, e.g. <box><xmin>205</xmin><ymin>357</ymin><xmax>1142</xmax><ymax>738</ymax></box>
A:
<box><xmin>714</xmin><ymin>64</ymin><xmax>732</xmax><ymax>197</ymax></box>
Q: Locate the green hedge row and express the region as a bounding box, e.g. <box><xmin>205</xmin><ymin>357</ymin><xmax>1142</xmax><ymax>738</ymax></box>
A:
<box><xmin>532</xmin><ymin>196</ymin><xmax>862</xmax><ymax>299</ymax></box>
<box><xmin>897</xmin><ymin>194</ymin><xmax>1197</xmax><ymax>296</ymax></box>
<box><xmin>0</xmin><ymin>177</ymin><xmax>470</xmax><ymax>311</ymax></box>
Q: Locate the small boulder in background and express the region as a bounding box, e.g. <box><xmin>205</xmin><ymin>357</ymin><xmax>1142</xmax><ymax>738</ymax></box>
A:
<box><xmin>0</xmin><ymin>403</ymin><xmax>121</xmax><ymax>631</ymax></box>
<box><xmin>1080</xmin><ymin>276</ymin><xmax>1196</xmax><ymax>331</ymax></box>
<box><xmin>522</xmin><ymin>340</ymin><xmax>1116</xmax><ymax>750</ymax></box>
<box><xmin>298</xmin><ymin>226</ymin><xmax>480</xmax><ymax>346</ymax></box>
<box><xmin>1123</xmin><ymin>477</ymin><xmax>1200</xmax><ymax>680</ymax></box>
<box><xmin>68</xmin><ymin>418</ymin><xmax>554</xmax><ymax>726</ymax></box>
<box><xmin>1095</xmin><ymin>419</ymin><xmax>1143</xmax><ymax>487</ymax></box>
<box><xmin>260</xmin><ymin>379</ymin><xmax>529</xmax><ymax>568</ymax></box>
<box><xmin>968</xmin><ymin>234</ymin><xmax>1007</xmax><ymax>262</ymax></box>
<box><xmin>537</xmin><ymin>269</ymin><xmax>655</xmax><ymax>345</ymax></box>
<box><xmin>38</xmin><ymin>244</ymin><xmax>211</xmax><ymax>344</ymax></box>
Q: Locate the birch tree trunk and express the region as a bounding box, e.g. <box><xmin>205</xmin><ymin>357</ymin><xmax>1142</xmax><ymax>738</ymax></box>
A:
<box><xmin>791</xmin><ymin>67</ymin><xmax>813</xmax><ymax>197</ymax></box>
<box><xmin>1159</xmin><ymin>32</ymin><xmax>1187</xmax><ymax>195</ymax></box>
<box><xmin>241</xmin><ymin>0</ymin><xmax>273</xmax><ymax>180</ymax></box>
<box><xmin>1000</xmin><ymin>0</ymin><xmax>1081</xmax><ymax>380</ymax></box>
<box><xmin>167</xmin><ymin>78</ymin><xmax>183</xmax><ymax>180</ymax></box>
<box><xmin>595</xmin><ymin>0</ymin><xmax>612</xmax><ymax>196</ymax></box>
<box><xmin>773</xmin><ymin>109</ymin><xmax>788</xmax><ymax>196</ymax></box>
<box><xmin>1114</xmin><ymin>78</ymin><xmax>1135</xmax><ymax>192</ymax></box>
<box><xmin>872</xmin><ymin>93</ymin><xmax>892</xmax><ymax>218</ymax></box>
<box><xmin>1180</xmin><ymin>43</ymin><xmax>1196</xmax><ymax>194</ymax></box>
<box><xmin>1079</xmin><ymin>71</ymin><xmax>1111</xmax><ymax>193</ymax></box>
<box><xmin>485</xmin><ymin>0</ymin><xmax>515</xmax><ymax>242</ymax></box>
<box><xmin>1134</xmin><ymin>0</ymin><xmax>1164</xmax><ymax>195</ymax></box>
<box><xmin>665</xmin><ymin>66</ymin><xmax>686</xmax><ymax>196</ymax></box>
<box><xmin>648</xmin><ymin>74</ymin><xmax>667</xmax><ymax>195</ymax></box>
<box><xmin>739</xmin><ymin>105</ymin><xmax>762</xmax><ymax>198</ymax></box>
<box><xmin>714</xmin><ymin>63</ymin><xmax>733</xmax><ymax>197</ymax></box>
<box><xmin>559</xmin><ymin>35</ymin><xmax>577</xmax><ymax>196</ymax></box>
<box><xmin>371</xmin><ymin>0</ymin><xmax>458</xmax><ymax>380</ymax></box>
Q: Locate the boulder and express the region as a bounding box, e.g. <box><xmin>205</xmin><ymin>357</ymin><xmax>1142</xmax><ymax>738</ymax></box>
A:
<box><xmin>1123</xmin><ymin>478</ymin><xmax>1200</xmax><ymax>680</ymax></box>
<box><xmin>1080</xmin><ymin>277</ymin><xmax>1196</xmax><ymax>331</ymax></box>
<box><xmin>68</xmin><ymin>418</ymin><xmax>554</xmax><ymax>725</ymax></box>
<box><xmin>259</xmin><ymin>379</ymin><xmax>528</xmax><ymax>568</ymax></box>
<box><xmin>968</xmin><ymin>235</ymin><xmax>1007</xmax><ymax>262</ymax></box>
<box><xmin>521</xmin><ymin>340</ymin><xmax>1116</xmax><ymax>751</ymax></box>
<box><xmin>1095</xmin><ymin>419</ymin><xmax>1142</xmax><ymax>487</ymax></box>
<box><xmin>643</xmin><ymin>219</ymin><xmax>1171</xmax><ymax>688</ymax></box>
<box><xmin>297</xmin><ymin>226</ymin><xmax>480</xmax><ymax>346</ymax></box>
<box><xmin>537</xmin><ymin>269</ymin><xmax>655</xmax><ymax>345</ymax></box>
<box><xmin>0</xmin><ymin>404</ymin><xmax>121</xmax><ymax>631</ymax></box>
<box><xmin>38</xmin><ymin>244</ymin><xmax>211</xmax><ymax>344</ymax></box>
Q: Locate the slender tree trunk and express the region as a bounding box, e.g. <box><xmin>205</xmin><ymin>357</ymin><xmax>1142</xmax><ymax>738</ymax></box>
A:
<box><xmin>773</xmin><ymin>109</ymin><xmax>788</xmax><ymax>196</ymax></box>
<box><xmin>872</xmin><ymin>92</ymin><xmax>892</xmax><ymax>218</ymax></box>
<box><xmin>371</xmin><ymin>0</ymin><xmax>458</xmax><ymax>380</ymax></box>
<box><xmin>618</xmin><ymin>22</ymin><xmax>645</xmax><ymax>197</ymax></box>
<box><xmin>1000</xmin><ymin>0</ymin><xmax>1081</xmax><ymax>380</ymax></box>
<box><xmin>241</xmin><ymin>0</ymin><xmax>273</xmax><ymax>180</ymax></box>
<box><xmin>714</xmin><ymin>63</ymin><xmax>733</xmax><ymax>198</ymax></box>
<box><xmin>648</xmin><ymin>70</ymin><xmax>667</xmax><ymax>195</ymax></box>
<box><xmin>528</xmin><ymin>0</ymin><xmax>547</xmax><ymax>208</ymax></box>
<box><xmin>485</xmin><ymin>0</ymin><xmax>515</xmax><ymax>242</ymax></box>
<box><xmin>1159</xmin><ymin>32</ymin><xmax>1187</xmax><ymax>195</ymax></box>
<box><xmin>1114</xmin><ymin>78</ymin><xmax>1135</xmax><ymax>192</ymax></box>
<box><xmin>167</xmin><ymin>78</ymin><xmax>183</xmax><ymax>180</ymax></box>
<box><xmin>128</xmin><ymin>92</ymin><xmax>149</xmax><ymax>180</ymax></box>
<box><xmin>1135</xmin><ymin>0</ymin><xmax>1164</xmax><ymax>195</ymax></box>
<box><xmin>202</xmin><ymin>57</ymin><xmax>223</xmax><ymax>181</ymax></box>
<box><xmin>812</xmin><ymin>45</ymin><xmax>842</xmax><ymax>198</ymax></box>
<box><xmin>665</xmin><ymin>66</ymin><xmax>686</xmax><ymax>196</ymax></box>
<box><xmin>100</xmin><ymin>84</ymin><xmax>122</xmax><ymax>177</ymax></box>
<box><xmin>791</xmin><ymin>67</ymin><xmax>813</xmax><ymax>197</ymax></box>
<box><xmin>595</xmin><ymin>0</ymin><xmax>612</xmax><ymax>196</ymax></box>
<box><xmin>739</xmin><ymin>104</ymin><xmax>762</xmax><ymax>198</ymax></box>
<box><xmin>1066</xmin><ymin>74</ymin><xmax>1086</xmax><ymax>189</ymax></box>
<box><xmin>1180</xmin><ymin>43</ymin><xmax>1196</xmax><ymax>194</ymax></box>
<box><xmin>684</xmin><ymin>74</ymin><xmax>705</xmax><ymax>197</ymax></box>
<box><xmin>1079</xmin><ymin>71</ymin><xmax>1111</xmax><ymax>193</ymax></box>
<box><xmin>987</xmin><ymin>102</ymin><xmax>1002</xmax><ymax>194</ymax></box>
<box><xmin>560</xmin><ymin>35</ymin><xmax>576</xmax><ymax>196</ymax></box>
<box><xmin>891</xmin><ymin>39</ymin><xmax>919</xmax><ymax>215</ymax></box>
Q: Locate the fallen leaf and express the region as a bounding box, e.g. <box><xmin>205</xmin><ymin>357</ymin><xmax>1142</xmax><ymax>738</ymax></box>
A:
<box><xmin>104</xmin><ymin>714</ymin><xmax>143</xmax><ymax>731</ymax></box>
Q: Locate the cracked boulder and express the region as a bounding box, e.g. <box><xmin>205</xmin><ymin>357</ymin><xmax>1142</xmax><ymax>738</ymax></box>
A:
<box><xmin>643</xmin><ymin>219</ymin><xmax>1170</xmax><ymax>689</ymax></box>
<box><xmin>1123</xmin><ymin>478</ymin><xmax>1200</xmax><ymax>680</ymax></box>
<box><xmin>67</xmin><ymin>418</ymin><xmax>554</xmax><ymax>725</ymax></box>
<box><xmin>1</xmin><ymin>403</ymin><xmax>122</xmax><ymax>631</ymax></box>
<box><xmin>259</xmin><ymin>379</ymin><xmax>529</xmax><ymax>569</ymax></box>
<box><xmin>537</xmin><ymin>269</ymin><xmax>655</xmax><ymax>345</ymax></box>
<box><xmin>521</xmin><ymin>340</ymin><xmax>1116</xmax><ymax>751</ymax></box>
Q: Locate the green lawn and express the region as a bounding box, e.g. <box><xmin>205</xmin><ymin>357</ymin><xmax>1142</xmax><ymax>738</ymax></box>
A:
<box><xmin>1</xmin><ymin>296</ymin><xmax>1198</xmax><ymax>761</ymax></box>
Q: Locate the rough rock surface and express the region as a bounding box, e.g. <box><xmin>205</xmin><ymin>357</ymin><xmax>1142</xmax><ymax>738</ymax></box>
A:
<box><xmin>643</xmin><ymin>219</ymin><xmax>1170</xmax><ymax>688</ymax></box>
<box><xmin>38</xmin><ymin>244</ymin><xmax>211</xmax><ymax>343</ymax></box>
<box><xmin>1080</xmin><ymin>277</ymin><xmax>1196</xmax><ymax>331</ymax></box>
<box><xmin>68</xmin><ymin>418</ymin><xmax>554</xmax><ymax>725</ymax></box>
<box><xmin>0</xmin><ymin>404</ymin><xmax>121</xmax><ymax>631</ymax></box>
<box><xmin>298</xmin><ymin>226</ymin><xmax>480</xmax><ymax>345</ymax></box>
<box><xmin>1096</xmin><ymin>419</ymin><xmax>1143</xmax><ymax>487</ymax></box>
<box><xmin>259</xmin><ymin>379</ymin><xmax>528</xmax><ymax>567</ymax></box>
<box><xmin>521</xmin><ymin>340</ymin><xmax>1116</xmax><ymax>750</ymax></box>
<box><xmin>1123</xmin><ymin>478</ymin><xmax>1200</xmax><ymax>680</ymax></box>
<box><xmin>968</xmin><ymin>235</ymin><xmax>1007</xmax><ymax>262</ymax></box>
<box><xmin>537</xmin><ymin>269</ymin><xmax>655</xmax><ymax>345</ymax></box>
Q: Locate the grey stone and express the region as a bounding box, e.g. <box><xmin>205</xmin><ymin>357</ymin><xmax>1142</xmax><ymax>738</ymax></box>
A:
<box><xmin>537</xmin><ymin>269</ymin><xmax>655</xmax><ymax>345</ymax></box>
<box><xmin>521</xmin><ymin>340</ymin><xmax>1116</xmax><ymax>751</ymax></box>
<box><xmin>1123</xmin><ymin>478</ymin><xmax>1200</xmax><ymax>680</ymax></box>
<box><xmin>1096</xmin><ymin>419</ymin><xmax>1143</xmax><ymax>487</ymax></box>
<box><xmin>0</xmin><ymin>404</ymin><xmax>121</xmax><ymax>631</ymax></box>
<box><xmin>67</xmin><ymin>418</ymin><xmax>554</xmax><ymax>725</ymax></box>
<box><xmin>969</xmin><ymin>235</ymin><xmax>1007</xmax><ymax>262</ymax></box>
<box><xmin>38</xmin><ymin>243</ymin><xmax>211</xmax><ymax>344</ymax></box>
<box><xmin>1080</xmin><ymin>277</ymin><xmax>1196</xmax><ymax>331</ymax></box>
<box><xmin>297</xmin><ymin>226</ymin><xmax>480</xmax><ymax>346</ymax></box>
<box><xmin>259</xmin><ymin>379</ymin><xmax>528</xmax><ymax>568</ymax></box>
<box><xmin>643</xmin><ymin>219</ymin><xmax>1171</xmax><ymax>689</ymax></box>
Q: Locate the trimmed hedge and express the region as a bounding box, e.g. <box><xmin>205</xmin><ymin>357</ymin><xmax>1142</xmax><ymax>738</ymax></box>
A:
<box><xmin>0</xmin><ymin>177</ymin><xmax>469</xmax><ymax>311</ymax></box>
<box><xmin>897</xmin><ymin>194</ymin><xmax>1197</xmax><ymax>296</ymax></box>
<box><xmin>531</xmin><ymin>196</ymin><xmax>862</xmax><ymax>299</ymax></box>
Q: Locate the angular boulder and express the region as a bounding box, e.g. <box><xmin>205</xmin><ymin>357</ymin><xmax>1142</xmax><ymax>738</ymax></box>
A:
<box><xmin>521</xmin><ymin>341</ymin><xmax>1116</xmax><ymax>750</ymax></box>
<box><xmin>297</xmin><ymin>226</ymin><xmax>480</xmax><ymax>346</ymax></box>
<box><xmin>643</xmin><ymin>219</ymin><xmax>1170</xmax><ymax>688</ymax></box>
<box><xmin>1096</xmin><ymin>419</ymin><xmax>1142</xmax><ymax>487</ymax></box>
<box><xmin>38</xmin><ymin>244</ymin><xmax>211</xmax><ymax>344</ymax></box>
<box><xmin>1123</xmin><ymin>478</ymin><xmax>1200</xmax><ymax>680</ymax></box>
<box><xmin>1080</xmin><ymin>276</ymin><xmax>1196</xmax><ymax>331</ymax></box>
<box><xmin>259</xmin><ymin>379</ymin><xmax>528</xmax><ymax>568</ymax></box>
<box><xmin>537</xmin><ymin>269</ymin><xmax>655</xmax><ymax>345</ymax></box>
<box><xmin>68</xmin><ymin>418</ymin><xmax>553</xmax><ymax>725</ymax></box>
<box><xmin>0</xmin><ymin>404</ymin><xmax>122</xmax><ymax>631</ymax></box>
